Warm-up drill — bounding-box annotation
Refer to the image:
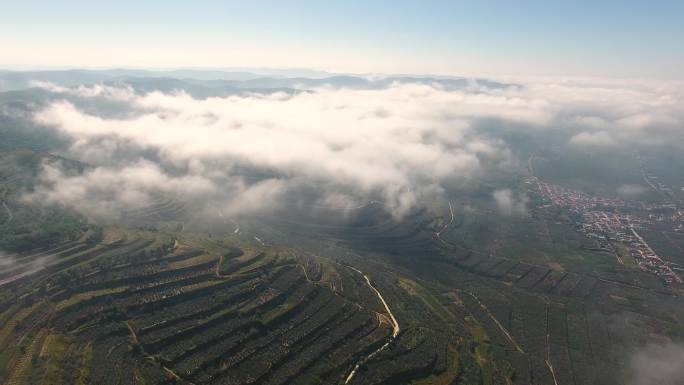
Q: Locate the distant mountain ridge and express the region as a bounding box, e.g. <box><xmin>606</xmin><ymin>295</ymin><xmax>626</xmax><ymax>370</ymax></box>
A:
<box><xmin>0</xmin><ymin>69</ymin><xmax>513</xmax><ymax>94</ymax></box>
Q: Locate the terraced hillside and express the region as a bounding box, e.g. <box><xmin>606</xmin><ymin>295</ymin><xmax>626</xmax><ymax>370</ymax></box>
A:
<box><xmin>1</xmin><ymin>148</ymin><xmax>683</xmax><ymax>385</ymax></box>
<box><xmin>223</xmin><ymin>198</ymin><xmax>684</xmax><ymax>385</ymax></box>
<box><xmin>0</xmin><ymin>230</ymin><xmax>394</xmax><ymax>385</ymax></box>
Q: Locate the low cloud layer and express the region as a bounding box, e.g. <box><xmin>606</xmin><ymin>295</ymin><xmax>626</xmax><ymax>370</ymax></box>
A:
<box><xmin>629</xmin><ymin>342</ymin><xmax>684</xmax><ymax>385</ymax></box>
<box><xmin>23</xmin><ymin>161</ymin><xmax>215</xmax><ymax>219</ymax></box>
<box><xmin>25</xmin><ymin>77</ymin><xmax>684</xmax><ymax>221</ymax></box>
<box><xmin>617</xmin><ymin>184</ymin><xmax>649</xmax><ymax>198</ymax></box>
<box><xmin>493</xmin><ymin>188</ymin><xmax>529</xmax><ymax>216</ymax></box>
<box><xmin>28</xmin><ymin>81</ymin><xmax>516</xmax><ymax>219</ymax></box>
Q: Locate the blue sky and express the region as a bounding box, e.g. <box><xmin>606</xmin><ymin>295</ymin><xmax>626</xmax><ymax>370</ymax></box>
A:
<box><xmin>1</xmin><ymin>0</ymin><xmax>682</xmax><ymax>79</ymax></box>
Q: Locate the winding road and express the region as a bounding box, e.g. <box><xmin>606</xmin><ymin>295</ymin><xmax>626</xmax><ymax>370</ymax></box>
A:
<box><xmin>465</xmin><ymin>291</ymin><xmax>524</xmax><ymax>354</ymax></box>
<box><xmin>435</xmin><ymin>200</ymin><xmax>454</xmax><ymax>238</ymax></box>
<box><xmin>343</xmin><ymin>265</ymin><xmax>400</xmax><ymax>384</ymax></box>
<box><xmin>2</xmin><ymin>201</ymin><xmax>12</xmax><ymax>224</ymax></box>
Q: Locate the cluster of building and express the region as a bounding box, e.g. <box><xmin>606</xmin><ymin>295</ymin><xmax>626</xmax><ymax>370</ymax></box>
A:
<box><xmin>628</xmin><ymin>227</ymin><xmax>682</xmax><ymax>283</ymax></box>
<box><xmin>580</xmin><ymin>211</ymin><xmax>643</xmax><ymax>245</ymax></box>
<box><xmin>531</xmin><ymin>178</ymin><xmax>682</xmax><ymax>284</ymax></box>
<box><xmin>534</xmin><ymin>181</ymin><xmax>626</xmax><ymax>212</ymax></box>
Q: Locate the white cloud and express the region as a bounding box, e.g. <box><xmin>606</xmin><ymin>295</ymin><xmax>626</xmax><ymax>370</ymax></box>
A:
<box><xmin>617</xmin><ymin>184</ymin><xmax>649</xmax><ymax>198</ymax></box>
<box><xmin>22</xmin><ymin>161</ymin><xmax>215</xmax><ymax>220</ymax></box>
<box><xmin>27</xmin><ymin>77</ymin><xmax>684</xmax><ymax>220</ymax></box>
<box><xmin>493</xmin><ymin>188</ymin><xmax>528</xmax><ymax>216</ymax></box>
<box><xmin>32</xmin><ymin>83</ymin><xmax>521</xmax><ymax>218</ymax></box>
<box><xmin>570</xmin><ymin>131</ymin><xmax>617</xmax><ymax>147</ymax></box>
<box><xmin>629</xmin><ymin>342</ymin><xmax>684</xmax><ymax>385</ymax></box>
<box><xmin>31</xmin><ymin>80</ymin><xmax>135</xmax><ymax>100</ymax></box>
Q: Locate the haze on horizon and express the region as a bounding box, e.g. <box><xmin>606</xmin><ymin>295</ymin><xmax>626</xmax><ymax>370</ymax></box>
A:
<box><xmin>1</xmin><ymin>0</ymin><xmax>683</xmax><ymax>80</ymax></box>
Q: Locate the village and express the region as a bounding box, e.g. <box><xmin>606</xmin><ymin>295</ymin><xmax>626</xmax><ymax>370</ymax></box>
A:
<box><xmin>532</xmin><ymin>178</ymin><xmax>683</xmax><ymax>284</ymax></box>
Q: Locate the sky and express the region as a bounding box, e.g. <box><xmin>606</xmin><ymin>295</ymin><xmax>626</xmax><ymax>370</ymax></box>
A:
<box><xmin>1</xmin><ymin>0</ymin><xmax>683</xmax><ymax>79</ymax></box>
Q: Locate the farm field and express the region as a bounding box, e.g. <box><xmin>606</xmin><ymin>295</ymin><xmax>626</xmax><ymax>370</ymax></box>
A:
<box><xmin>0</xmin><ymin>229</ymin><xmax>397</xmax><ymax>385</ymax></box>
<box><xmin>3</xmin><ymin>198</ymin><xmax>682</xmax><ymax>385</ymax></box>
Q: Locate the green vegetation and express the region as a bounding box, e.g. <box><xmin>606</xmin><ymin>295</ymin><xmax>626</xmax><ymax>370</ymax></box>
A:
<box><xmin>0</xmin><ymin>228</ymin><xmax>394</xmax><ymax>385</ymax></box>
<box><xmin>0</xmin><ymin>150</ymin><xmax>86</xmax><ymax>252</ymax></box>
